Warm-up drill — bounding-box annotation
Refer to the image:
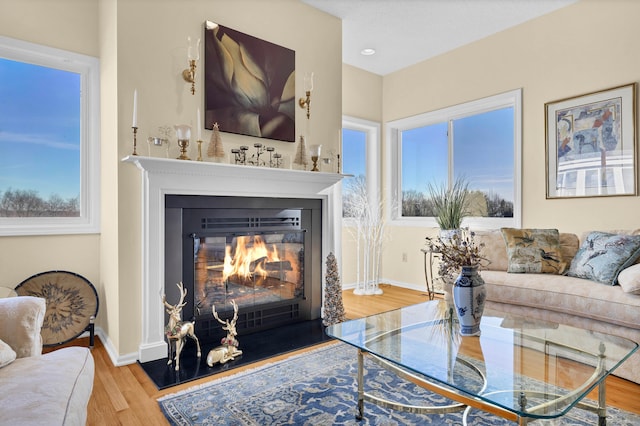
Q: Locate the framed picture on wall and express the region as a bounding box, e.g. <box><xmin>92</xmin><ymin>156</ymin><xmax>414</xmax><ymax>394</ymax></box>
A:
<box><xmin>204</xmin><ymin>20</ymin><xmax>296</xmax><ymax>143</ymax></box>
<box><xmin>545</xmin><ymin>83</ymin><xmax>637</xmax><ymax>199</ymax></box>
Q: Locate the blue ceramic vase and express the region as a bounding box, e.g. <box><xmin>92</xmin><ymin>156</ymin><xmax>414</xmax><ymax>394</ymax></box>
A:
<box><xmin>453</xmin><ymin>266</ymin><xmax>486</xmax><ymax>336</ymax></box>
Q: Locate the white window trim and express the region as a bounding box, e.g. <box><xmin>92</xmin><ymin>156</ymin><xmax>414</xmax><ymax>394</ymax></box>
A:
<box><xmin>386</xmin><ymin>89</ymin><xmax>522</xmax><ymax>229</ymax></box>
<box><xmin>342</xmin><ymin>115</ymin><xmax>381</xmax><ymax>226</ymax></box>
<box><xmin>0</xmin><ymin>36</ymin><xmax>100</xmax><ymax>236</ymax></box>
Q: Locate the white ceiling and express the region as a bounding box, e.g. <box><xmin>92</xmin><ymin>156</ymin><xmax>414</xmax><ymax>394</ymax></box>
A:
<box><xmin>302</xmin><ymin>0</ymin><xmax>578</xmax><ymax>76</ymax></box>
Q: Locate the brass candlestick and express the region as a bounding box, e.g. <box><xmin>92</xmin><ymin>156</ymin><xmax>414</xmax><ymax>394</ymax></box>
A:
<box><xmin>309</xmin><ymin>144</ymin><xmax>322</xmax><ymax>172</ymax></box>
<box><xmin>177</xmin><ymin>139</ymin><xmax>190</xmax><ymax>160</ymax></box>
<box><xmin>197</xmin><ymin>140</ymin><xmax>203</xmax><ymax>161</ymax></box>
<box><xmin>131</xmin><ymin>126</ymin><xmax>138</xmax><ymax>156</ymax></box>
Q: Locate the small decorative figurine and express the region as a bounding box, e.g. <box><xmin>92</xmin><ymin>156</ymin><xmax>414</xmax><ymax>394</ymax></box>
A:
<box><xmin>207</xmin><ymin>300</ymin><xmax>243</xmax><ymax>366</ymax></box>
<box><xmin>207</xmin><ymin>122</ymin><xmax>225</xmax><ymax>160</ymax></box>
<box><xmin>162</xmin><ymin>282</ymin><xmax>201</xmax><ymax>371</ymax></box>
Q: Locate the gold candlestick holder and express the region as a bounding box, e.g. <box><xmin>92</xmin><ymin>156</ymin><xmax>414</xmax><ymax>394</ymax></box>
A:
<box><xmin>131</xmin><ymin>126</ymin><xmax>138</xmax><ymax>156</ymax></box>
<box><xmin>177</xmin><ymin>139</ymin><xmax>190</xmax><ymax>160</ymax></box>
<box><xmin>196</xmin><ymin>140</ymin><xmax>203</xmax><ymax>161</ymax></box>
<box><xmin>309</xmin><ymin>144</ymin><xmax>322</xmax><ymax>172</ymax></box>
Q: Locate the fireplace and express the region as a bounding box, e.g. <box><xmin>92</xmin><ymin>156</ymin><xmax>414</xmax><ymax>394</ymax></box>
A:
<box><xmin>123</xmin><ymin>155</ymin><xmax>344</xmax><ymax>363</ymax></box>
<box><xmin>165</xmin><ymin>195</ymin><xmax>322</xmax><ymax>343</ymax></box>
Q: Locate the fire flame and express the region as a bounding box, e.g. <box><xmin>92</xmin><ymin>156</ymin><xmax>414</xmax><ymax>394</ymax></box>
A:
<box><xmin>222</xmin><ymin>235</ymin><xmax>280</xmax><ymax>281</ymax></box>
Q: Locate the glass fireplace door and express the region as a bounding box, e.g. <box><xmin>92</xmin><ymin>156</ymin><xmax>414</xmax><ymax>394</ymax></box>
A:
<box><xmin>193</xmin><ymin>231</ymin><xmax>305</xmax><ymax>315</ymax></box>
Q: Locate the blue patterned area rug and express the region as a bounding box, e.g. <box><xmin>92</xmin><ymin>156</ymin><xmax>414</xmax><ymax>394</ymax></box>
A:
<box><xmin>158</xmin><ymin>342</ymin><xmax>640</xmax><ymax>425</ymax></box>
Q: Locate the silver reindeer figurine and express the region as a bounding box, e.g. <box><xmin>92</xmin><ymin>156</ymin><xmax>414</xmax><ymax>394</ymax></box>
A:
<box><xmin>207</xmin><ymin>300</ymin><xmax>243</xmax><ymax>366</ymax></box>
<box><xmin>162</xmin><ymin>282</ymin><xmax>201</xmax><ymax>371</ymax></box>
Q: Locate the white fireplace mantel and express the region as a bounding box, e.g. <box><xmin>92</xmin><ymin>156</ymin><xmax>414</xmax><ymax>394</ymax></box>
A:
<box><xmin>122</xmin><ymin>155</ymin><xmax>346</xmax><ymax>362</ymax></box>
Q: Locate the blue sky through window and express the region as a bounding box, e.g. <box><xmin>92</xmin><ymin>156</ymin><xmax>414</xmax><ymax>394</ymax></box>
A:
<box><xmin>0</xmin><ymin>57</ymin><xmax>80</xmax><ymax>199</ymax></box>
<box><xmin>342</xmin><ymin>128</ymin><xmax>366</xmax><ymax>179</ymax></box>
<box><xmin>401</xmin><ymin>107</ymin><xmax>514</xmax><ymax>202</ymax></box>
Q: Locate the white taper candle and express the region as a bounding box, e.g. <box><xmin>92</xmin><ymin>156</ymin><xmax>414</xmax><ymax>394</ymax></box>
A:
<box><xmin>132</xmin><ymin>89</ymin><xmax>138</xmax><ymax>128</ymax></box>
<box><xmin>197</xmin><ymin>107</ymin><xmax>202</xmax><ymax>140</ymax></box>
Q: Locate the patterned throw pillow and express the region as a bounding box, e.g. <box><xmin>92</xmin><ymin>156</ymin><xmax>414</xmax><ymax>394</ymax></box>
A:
<box><xmin>618</xmin><ymin>264</ymin><xmax>640</xmax><ymax>294</ymax></box>
<box><xmin>568</xmin><ymin>232</ymin><xmax>640</xmax><ymax>285</ymax></box>
<box><xmin>501</xmin><ymin>228</ymin><xmax>567</xmax><ymax>274</ymax></box>
<box><xmin>0</xmin><ymin>338</ymin><xmax>16</xmax><ymax>368</ymax></box>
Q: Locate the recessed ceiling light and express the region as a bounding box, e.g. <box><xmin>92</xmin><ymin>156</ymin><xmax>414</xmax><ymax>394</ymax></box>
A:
<box><xmin>361</xmin><ymin>48</ymin><xmax>376</xmax><ymax>56</ymax></box>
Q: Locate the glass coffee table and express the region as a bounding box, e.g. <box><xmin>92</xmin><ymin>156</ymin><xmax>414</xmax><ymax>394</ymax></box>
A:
<box><xmin>325</xmin><ymin>301</ymin><xmax>638</xmax><ymax>425</ymax></box>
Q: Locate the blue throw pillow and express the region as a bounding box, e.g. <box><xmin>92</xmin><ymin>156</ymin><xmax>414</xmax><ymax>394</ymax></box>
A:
<box><xmin>567</xmin><ymin>232</ymin><xmax>640</xmax><ymax>285</ymax></box>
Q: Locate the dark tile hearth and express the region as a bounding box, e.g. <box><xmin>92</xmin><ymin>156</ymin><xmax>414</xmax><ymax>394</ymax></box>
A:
<box><xmin>139</xmin><ymin>319</ymin><xmax>332</xmax><ymax>390</ymax></box>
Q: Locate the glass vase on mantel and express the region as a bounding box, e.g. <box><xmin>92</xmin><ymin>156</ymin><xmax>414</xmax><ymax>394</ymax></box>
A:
<box><xmin>452</xmin><ymin>265</ymin><xmax>486</xmax><ymax>336</ymax></box>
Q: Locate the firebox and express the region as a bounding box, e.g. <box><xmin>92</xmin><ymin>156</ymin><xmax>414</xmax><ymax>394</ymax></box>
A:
<box><xmin>165</xmin><ymin>195</ymin><xmax>322</xmax><ymax>344</ymax></box>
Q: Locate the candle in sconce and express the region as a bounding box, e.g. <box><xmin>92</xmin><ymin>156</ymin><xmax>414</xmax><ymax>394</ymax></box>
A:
<box><xmin>132</xmin><ymin>89</ymin><xmax>138</xmax><ymax>128</ymax></box>
<box><xmin>197</xmin><ymin>108</ymin><xmax>202</xmax><ymax>140</ymax></box>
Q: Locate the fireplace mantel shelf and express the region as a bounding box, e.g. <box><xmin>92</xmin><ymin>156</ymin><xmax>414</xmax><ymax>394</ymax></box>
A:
<box><xmin>123</xmin><ymin>154</ymin><xmax>346</xmax><ymax>363</ymax></box>
<box><xmin>122</xmin><ymin>156</ymin><xmax>349</xmax><ymax>196</ymax></box>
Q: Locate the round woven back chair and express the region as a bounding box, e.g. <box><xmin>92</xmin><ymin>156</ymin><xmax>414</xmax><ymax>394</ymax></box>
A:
<box><xmin>15</xmin><ymin>270</ymin><xmax>99</xmax><ymax>347</ymax></box>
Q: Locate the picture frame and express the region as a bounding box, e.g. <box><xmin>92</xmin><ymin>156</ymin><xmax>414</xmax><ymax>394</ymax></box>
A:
<box><xmin>204</xmin><ymin>21</ymin><xmax>296</xmax><ymax>143</ymax></box>
<box><xmin>545</xmin><ymin>83</ymin><xmax>637</xmax><ymax>199</ymax></box>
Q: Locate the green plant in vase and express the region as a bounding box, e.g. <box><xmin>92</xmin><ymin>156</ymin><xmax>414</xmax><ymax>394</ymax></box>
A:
<box><xmin>427</xmin><ymin>177</ymin><xmax>470</xmax><ymax>236</ymax></box>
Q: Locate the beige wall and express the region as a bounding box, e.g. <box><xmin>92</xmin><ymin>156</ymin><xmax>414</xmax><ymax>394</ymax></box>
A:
<box><xmin>342</xmin><ymin>63</ymin><xmax>383</xmax><ymax>121</ymax></box>
<box><xmin>378</xmin><ymin>0</ymin><xmax>640</xmax><ymax>291</ymax></box>
<box><xmin>0</xmin><ymin>1</ymin><xmax>101</xmax><ymax>297</ymax></box>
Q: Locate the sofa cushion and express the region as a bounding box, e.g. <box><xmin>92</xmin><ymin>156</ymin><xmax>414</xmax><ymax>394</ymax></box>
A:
<box><xmin>475</xmin><ymin>230</ymin><xmax>579</xmax><ymax>273</ymax></box>
<box><xmin>0</xmin><ymin>346</ymin><xmax>94</xmax><ymax>425</ymax></box>
<box><xmin>482</xmin><ymin>270</ymin><xmax>640</xmax><ymax>329</ymax></box>
<box><xmin>475</xmin><ymin>230</ymin><xmax>509</xmax><ymax>271</ymax></box>
<box><xmin>501</xmin><ymin>228</ymin><xmax>567</xmax><ymax>274</ymax></box>
<box><xmin>568</xmin><ymin>232</ymin><xmax>640</xmax><ymax>285</ymax></box>
<box><xmin>618</xmin><ymin>264</ymin><xmax>640</xmax><ymax>294</ymax></box>
<box><xmin>0</xmin><ymin>338</ymin><xmax>16</xmax><ymax>368</ymax></box>
<box><xmin>559</xmin><ymin>233</ymin><xmax>580</xmax><ymax>266</ymax></box>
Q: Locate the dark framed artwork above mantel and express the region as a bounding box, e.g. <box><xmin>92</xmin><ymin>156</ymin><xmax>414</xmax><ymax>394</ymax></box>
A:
<box><xmin>204</xmin><ymin>20</ymin><xmax>295</xmax><ymax>142</ymax></box>
<box><xmin>545</xmin><ymin>83</ymin><xmax>637</xmax><ymax>199</ymax></box>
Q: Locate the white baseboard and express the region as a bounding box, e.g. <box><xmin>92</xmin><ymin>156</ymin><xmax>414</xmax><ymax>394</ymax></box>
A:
<box><xmin>93</xmin><ymin>326</ymin><xmax>138</xmax><ymax>366</ymax></box>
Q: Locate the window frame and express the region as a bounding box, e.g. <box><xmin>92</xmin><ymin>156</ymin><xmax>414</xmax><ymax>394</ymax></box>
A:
<box><xmin>0</xmin><ymin>35</ymin><xmax>100</xmax><ymax>236</ymax></box>
<box><xmin>342</xmin><ymin>115</ymin><xmax>380</xmax><ymax>225</ymax></box>
<box><xmin>386</xmin><ymin>89</ymin><xmax>522</xmax><ymax>229</ymax></box>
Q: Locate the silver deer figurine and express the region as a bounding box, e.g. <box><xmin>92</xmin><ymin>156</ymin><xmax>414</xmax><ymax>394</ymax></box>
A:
<box><xmin>162</xmin><ymin>282</ymin><xmax>201</xmax><ymax>371</ymax></box>
<box><xmin>207</xmin><ymin>300</ymin><xmax>243</xmax><ymax>366</ymax></box>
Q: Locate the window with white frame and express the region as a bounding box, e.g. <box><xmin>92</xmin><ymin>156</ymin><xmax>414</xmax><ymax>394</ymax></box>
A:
<box><xmin>341</xmin><ymin>116</ymin><xmax>380</xmax><ymax>219</ymax></box>
<box><xmin>387</xmin><ymin>89</ymin><xmax>522</xmax><ymax>229</ymax></box>
<box><xmin>0</xmin><ymin>36</ymin><xmax>100</xmax><ymax>236</ymax></box>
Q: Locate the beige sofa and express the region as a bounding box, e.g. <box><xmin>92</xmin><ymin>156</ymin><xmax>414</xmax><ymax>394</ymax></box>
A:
<box><xmin>0</xmin><ymin>296</ymin><xmax>95</xmax><ymax>425</ymax></box>
<box><xmin>474</xmin><ymin>229</ymin><xmax>640</xmax><ymax>384</ymax></box>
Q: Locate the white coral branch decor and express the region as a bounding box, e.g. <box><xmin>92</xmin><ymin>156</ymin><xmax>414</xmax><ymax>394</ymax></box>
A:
<box><xmin>344</xmin><ymin>176</ymin><xmax>387</xmax><ymax>296</ymax></box>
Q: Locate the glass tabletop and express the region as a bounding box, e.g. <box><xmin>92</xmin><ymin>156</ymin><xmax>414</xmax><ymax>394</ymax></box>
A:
<box><xmin>326</xmin><ymin>300</ymin><xmax>638</xmax><ymax>419</ymax></box>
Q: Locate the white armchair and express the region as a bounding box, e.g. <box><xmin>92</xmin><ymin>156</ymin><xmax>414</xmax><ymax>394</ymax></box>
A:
<box><xmin>0</xmin><ymin>296</ymin><xmax>95</xmax><ymax>425</ymax></box>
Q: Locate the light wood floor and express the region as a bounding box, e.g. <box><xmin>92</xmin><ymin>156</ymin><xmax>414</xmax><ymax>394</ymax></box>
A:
<box><xmin>55</xmin><ymin>284</ymin><xmax>640</xmax><ymax>424</ymax></box>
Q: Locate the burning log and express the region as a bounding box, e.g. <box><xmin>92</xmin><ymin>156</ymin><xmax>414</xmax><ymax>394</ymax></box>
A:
<box><xmin>249</xmin><ymin>256</ymin><xmax>268</xmax><ymax>272</ymax></box>
<box><xmin>265</xmin><ymin>260</ymin><xmax>293</xmax><ymax>271</ymax></box>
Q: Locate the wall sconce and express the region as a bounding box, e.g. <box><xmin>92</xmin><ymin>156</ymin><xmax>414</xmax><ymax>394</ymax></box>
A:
<box><xmin>182</xmin><ymin>36</ymin><xmax>200</xmax><ymax>95</ymax></box>
<box><xmin>298</xmin><ymin>72</ymin><xmax>314</xmax><ymax>119</ymax></box>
